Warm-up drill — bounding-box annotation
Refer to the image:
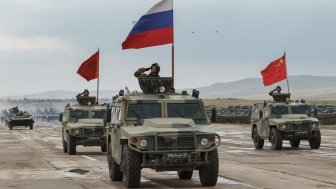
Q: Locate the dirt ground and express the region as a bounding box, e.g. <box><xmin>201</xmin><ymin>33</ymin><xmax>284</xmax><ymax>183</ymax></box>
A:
<box><xmin>0</xmin><ymin>121</ymin><xmax>335</xmax><ymax>189</ymax></box>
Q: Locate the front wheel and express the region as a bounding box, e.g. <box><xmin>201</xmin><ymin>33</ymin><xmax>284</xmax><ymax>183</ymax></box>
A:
<box><xmin>309</xmin><ymin>130</ymin><xmax>321</xmax><ymax>149</ymax></box>
<box><xmin>62</xmin><ymin>128</ymin><xmax>67</xmax><ymax>153</ymax></box>
<box><xmin>253</xmin><ymin>127</ymin><xmax>264</xmax><ymax>149</ymax></box>
<box><xmin>199</xmin><ymin>148</ymin><xmax>219</xmax><ymax>186</ymax></box>
<box><xmin>270</xmin><ymin>128</ymin><xmax>283</xmax><ymax>150</ymax></box>
<box><xmin>108</xmin><ymin>144</ymin><xmax>123</xmax><ymax>181</ymax></box>
<box><xmin>122</xmin><ymin>144</ymin><xmax>141</xmax><ymax>188</ymax></box>
<box><xmin>29</xmin><ymin>124</ymin><xmax>33</xmax><ymax>130</ymax></box>
<box><xmin>67</xmin><ymin>133</ymin><xmax>76</xmax><ymax>155</ymax></box>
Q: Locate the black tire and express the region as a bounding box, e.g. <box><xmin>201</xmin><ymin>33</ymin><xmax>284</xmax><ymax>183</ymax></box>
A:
<box><xmin>309</xmin><ymin>130</ymin><xmax>321</xmax><ymax>149</ymax></box>
<box><xmin>253</xmin><ymin>127</ymin><xmax>264</xmax><ymax>149</ymax></box>
<box><xmin>122</xmin><ymin>144</ymin><xmax>141</xmax><ymax>188</ymax></box>
<box><xmin>9</xmin><ymin>124</ymin><xmax>13</xmax><ymax>130</ymax></box>
<box><xmin>29</xmin><ymin>124</ymin><xmax>33</xmax><ymax>130</ymax></box>
<box><xmin>177</xmin><ymin>170</ymin><xmax>193</xmax><ymax>180</ymax></box>
<box><xmin>108</xmin><ymin>144</ymin><xmax>123</xmax><ymax>181</ymax></box>
<box><xmin>101</xmin><ymin>144</ymin><xmax>107</xmax><ymax>152</ymax></box>
<box><xmin>62</xmin><ymin>128</ymin><xmax>67</xmax><ymax>153</ymax></box>
<box><xmin>290</xmin><ymin>139</ymin><xmax>300</xmax><ymax>148</ymax></box>
<box><xmin>67</xmin><ymin>133</ymin><xmax>76</xmax><ymax>155</ymax></box>
<box><xmin>270</xmin><ymin>128</ymin><xmax>283</xmax><ymax>150</ymax></box>
<box><xmin>199</xmin><ymin>148</ymin><xmax>219</xmax><ymax>186</ymax></box>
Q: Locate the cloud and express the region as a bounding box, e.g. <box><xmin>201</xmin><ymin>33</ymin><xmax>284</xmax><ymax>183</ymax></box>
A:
<box><xmin>0</xmin><ymin>35</ymin><xmax>72</xmax><ymax>51</ymax></box>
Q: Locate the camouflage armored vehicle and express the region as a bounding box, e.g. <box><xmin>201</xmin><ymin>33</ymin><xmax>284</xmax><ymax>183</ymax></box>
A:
<box><xmin>106</xmin><ymin>77</ymin><xmax>221</xmax><ymax>188</ymax></box>
<box><xmin>5</xmin><ymin>107</ymin><xmax>34</xmax><ymax>130</ymax></box>
<box><xmin>59</xmin><ymin>96</ymin><xmax>107</xmax><ymax>155</ymax></box>
<box><xmin>251</xmin><ymin>93</ymin><xmax>321</xmax><ymax>150</ymax></box>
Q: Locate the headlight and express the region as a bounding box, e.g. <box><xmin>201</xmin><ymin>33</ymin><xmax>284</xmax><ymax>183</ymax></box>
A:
<box><xmin>282</xmin><ymin>124</ymin><xmax>286</xmax><ymax>130</ymax></box>
<box><xmin>75</xmin><ymin>129</ymin><xmax>80</xmax><ymax>135</ymax></box>
<box><xmin>140</xmin><ymin>139</ymin><xmax>148</xmax><ymax>147</ymax></box>
<box><xmin>312</xmin><ymin>123</ymin><xmax>318</xmax><ymax>129</ymax></box>
<box><xmin>159</xmin><ymin>86</ymin><xmax>165</xmax><ymax>93</ymax></box>
<box><xmin>200</xmin><ymin>138</ymin><xmax>208</xmax><ymax>146</ymax></box>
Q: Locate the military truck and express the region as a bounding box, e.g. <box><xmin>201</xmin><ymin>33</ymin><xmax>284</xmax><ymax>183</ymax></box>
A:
<box><xmin>59</xmin><ymin>96</ymin><xmax>107</xmax><ymax>155</ymax></box>
<box><xmin>251</xmin><ymin>93</ymin><xmax>321</xmax><ymax>150</ymax></box>
<box><xmin>5</xmin><ymin>107</ymin><xmax>34</xmax><ymax>130</ymax></box>
<box><xmin>105</xmin><ymin>77</ymin><xmax>221</xmax><ymax>188</ymax></box>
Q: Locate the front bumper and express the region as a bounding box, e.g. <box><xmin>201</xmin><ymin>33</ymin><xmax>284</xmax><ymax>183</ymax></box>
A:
<box><xmin>127</xmin><ymin>132</ymin><xmax>221</xmax><ymax>171</ymax></box>
<box><xmin>69</xmin><ymin>127</ymin><xmax>106</xmax><ymax>146</ymax></box>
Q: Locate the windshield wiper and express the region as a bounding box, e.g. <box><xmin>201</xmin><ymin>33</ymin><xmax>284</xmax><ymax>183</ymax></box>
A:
<box><xmin>130</xmin><ymin>109</ymin><xmax>142</xmax><ymax>119</ymax></box>
<box><xmin>174</xmin><ymin>109</ymin><xmax>185</xmax><ymax>118</ymax></box>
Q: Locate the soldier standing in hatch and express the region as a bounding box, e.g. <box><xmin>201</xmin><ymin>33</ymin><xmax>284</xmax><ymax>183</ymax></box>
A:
<box><xmin>76</xmin><ymin>89</ymin><xmax>89</xmax><ymax>99</ymax></box>
<box><xmin>134</xmin><ymin>63</ymin><xmax>160</xmax><ymax>77</ymax></box>
<box><xmin>269</xmin><ymin>86</ymin><xmax>281</xmax><ymax>96</ymax></box>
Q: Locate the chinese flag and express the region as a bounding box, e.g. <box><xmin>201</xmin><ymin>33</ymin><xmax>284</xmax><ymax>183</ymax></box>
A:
<box><xmin>77</xmin><ymin>51</ymin><xmax>99</xmax><ymax>81</ymax></box>
<box><xmin>261</xmin><ymin>54</ymin><xmax>287</xmax><ymax>86</ymax></box>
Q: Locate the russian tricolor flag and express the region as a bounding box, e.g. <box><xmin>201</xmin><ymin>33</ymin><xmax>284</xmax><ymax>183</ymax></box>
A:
<box><xmin>122</xmin><ymin>0</ymin><xmax>173</xmax><ymax>49</ymax></box>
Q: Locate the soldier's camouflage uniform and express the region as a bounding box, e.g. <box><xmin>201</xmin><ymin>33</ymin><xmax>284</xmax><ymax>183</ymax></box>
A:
<box><xmin>134</xmin><ymin>68</ymin><xmax>160</xmax><ymax>77</ymax></box>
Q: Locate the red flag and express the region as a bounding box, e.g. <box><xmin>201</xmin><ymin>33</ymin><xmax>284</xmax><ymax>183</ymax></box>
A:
<box><xmin>77</xmin><ymin>51</ymin><xmax>99</xmax><ymax>81</ymax></box>
<box><xmin>261</xmin><ymin>54</ymin><xmax>287</xmax><ymax>86</ymax></box>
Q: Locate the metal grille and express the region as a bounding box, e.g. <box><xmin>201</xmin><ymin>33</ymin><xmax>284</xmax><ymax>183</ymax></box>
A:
<box><xmin>157</xmin><ymin>135</ymin><xmax>195</xmax><ymax>150</ymax></box>
<box><xmin>290</xmin><ymin>122</ymin><xmax>311</xmax><ymax>131</ymax></box>
<box><xmin>82</xmin><ymin>128</ymin><xmax>104</xmax><ymax>137</ymax></box>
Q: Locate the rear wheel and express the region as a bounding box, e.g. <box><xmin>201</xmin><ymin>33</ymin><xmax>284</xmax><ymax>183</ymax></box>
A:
<box><xmin>253</xmin><ymin>127</ymin><xmax>264</xmax><ymax>149</ymax></box>
<box><xmin>67</xmin><ymin>133</ymin><xmax>76</xmax><ymax>155</ymax></box>
<box><xmin>290</xmin><ymin>139</ymin><xmax>300</xmax><ymax>148</ymax></box>
<box><xmin>177</xmin><ymin>170</ymin><xmax>193</xmax><ymax>180</ymax></box>
<box><xmin>122</xmin><ymin>144</ymin><xmax>141</xmax><ymax>188</ymax></box>
<box><xmin>309</xmin><ymin>130</ymin><xmax>321</xmax><ymax>149</ymax></box>
<box><xmin>101</xmin><ymin>144</ymin><xmax>107</xmax><ymax>152</ymax></box>
<box><xmin>270</xmin><ymin>128</ymin><xmax>283</xmax><ymax>150</ymax></box>
<box><xmin>108</xmin><ymin>144</ymin><xmax>123</xmax><ymax>181</ymax></box>
<box><xmin>199</xmin><ymin>148</ymin><xmax>219</xmax><ymax>186</ymax></box>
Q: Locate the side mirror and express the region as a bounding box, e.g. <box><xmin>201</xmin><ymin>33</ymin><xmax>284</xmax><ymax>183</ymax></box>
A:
<box><xmin>59</xmin><ymin>113</ymin><xmax>63</xmax><ymax>122</ymax></box>
<box><xmin>259</xmin><ymin>111</ymin><xmax>263</xmax><ymax>119</ymax></box>
<box><xmin>105</xmin><ymin>108</ymin><xmax>112</xmax><ymax>123</ymax></box>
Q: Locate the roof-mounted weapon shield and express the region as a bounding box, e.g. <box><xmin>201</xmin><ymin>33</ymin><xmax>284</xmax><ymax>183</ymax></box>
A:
<box><xmin>138</xmin><ymin>77</ymin><xmax>174</xmax><ymax>93</ymax></box>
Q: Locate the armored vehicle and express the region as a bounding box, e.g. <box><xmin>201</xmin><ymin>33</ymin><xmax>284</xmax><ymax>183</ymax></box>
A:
<box><xmin>251</xmin><ymin>93</ymin><xmax>321</xmax><ymax>150</ymax></box>
<box><xmin>59</xmin><ymin>96</ymin><xmax>107</xmax><ymax>155</ymax></box>
<box><xmin>5</xmin><ymin>107</ymin><xmax>34</xmax><ymax>130</ymax></box>
<box><xmin>106</xmin><ymin>77</ymin><xmax>221</xmax><ymax>188</ymax></box>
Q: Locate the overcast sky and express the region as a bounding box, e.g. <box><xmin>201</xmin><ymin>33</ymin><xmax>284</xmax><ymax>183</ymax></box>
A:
<box><xmin>0</xmin><ymin>0</ymin><xmax>335</xmax><ymax>96</ymax></box>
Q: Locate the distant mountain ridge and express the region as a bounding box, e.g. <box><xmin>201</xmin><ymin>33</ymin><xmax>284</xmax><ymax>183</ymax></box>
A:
<box><xmin>1</xmin><ymin>75</ymin><xmax>336</xmax><ymax>100</ymax></box>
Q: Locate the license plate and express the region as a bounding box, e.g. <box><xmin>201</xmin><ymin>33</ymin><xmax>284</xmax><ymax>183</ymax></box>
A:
<box><xmin>166</xmin><ymin>153</ymin><xmax>188</xmax><ymax>159</ymax></box>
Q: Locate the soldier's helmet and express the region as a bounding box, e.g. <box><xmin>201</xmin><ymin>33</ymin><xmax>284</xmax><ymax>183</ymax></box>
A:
<box><xmin>276</xmin><ymin>86</ymin><xmax>281</xmax><ymax>92</ymax></box>
<box><xmin>84</xmin><ymin>89</ymin><xmax>89</xmax><ymax>95</ymax></box>
<box><xmin>151</xmin><ymin>63</ymin><xmax>160</xmax><ymax>73</ymax></box>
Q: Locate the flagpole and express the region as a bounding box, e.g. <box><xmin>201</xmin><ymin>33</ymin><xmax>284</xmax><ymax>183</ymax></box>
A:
<box><xmin>97</xmin><ymin>48</ymin><xmax>100</xmax><ymax>103</ymax></box>
<box><xmin>171</xmin><ymin>0</ymin><xmax>175</xmax><ymax>89</ymax></box>
<box><xmin>284</xmin><ymin>50</ymin><xmax>289</xmax><ymax>94</ymax></box>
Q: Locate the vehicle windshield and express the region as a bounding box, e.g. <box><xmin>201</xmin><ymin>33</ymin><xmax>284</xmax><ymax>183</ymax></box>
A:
<box><xmin>271</xmin><ymin>106</ymin><xmax>289</xmax><ymax>117</ymax></box>
<box><xmin>291</xmin><ymin>105</ymin><xmax>310</xmax><ymax>115</ymax></box>
<box><xmin>127</xmin><ymin>103</ymin><xmax>162</xmax><ymax>119</ymax></box>
<box><xmin>167</xmin><ymin>103</ymin><xmax>204</xmax><ymax>120</ymax></box>
<box><xmin>91</xmin><ymin>110</ymin><xmax>105</xmax><ymax>119</ymax></box>
<box><xmin>69</xmin><ymin>110</ymin><xmax>89</xmax><ymax>122</ymax></box>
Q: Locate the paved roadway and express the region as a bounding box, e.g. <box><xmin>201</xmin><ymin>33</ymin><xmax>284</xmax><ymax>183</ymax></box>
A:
<box><xmin>0</xmin><ymin>122</ymin><xmax>336</xmax><ymax>189</ymax></box>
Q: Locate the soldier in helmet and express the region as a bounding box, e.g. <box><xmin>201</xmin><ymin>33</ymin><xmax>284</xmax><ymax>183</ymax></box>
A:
<box><xmin>134</xmin><ymin>63</ymin><xmax>160</xmax><ymax>78</ymax></box>
<box><xmin>269</xmin><ymin>86</ymin><xmax>281</xmax><ymax>96</ymax></box>
<box><xmin>76</xmin><ymin>89</ymin><xmax>89</xmax><ymax>98</ymax></box>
